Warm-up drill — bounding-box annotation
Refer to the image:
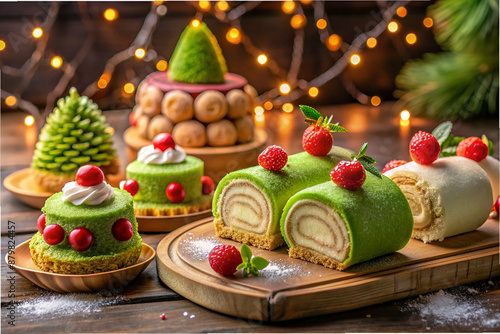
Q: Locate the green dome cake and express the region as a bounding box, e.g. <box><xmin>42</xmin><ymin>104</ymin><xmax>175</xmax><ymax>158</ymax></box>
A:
<box><xmin>123</xmin><ymin>133</ymin><xmax>213</xmax><ymax>216</ymax></box>
<box><xmin>30</xmin><ymin>165</ymin><xmax>142</xmax><ymax>275</ymax></box>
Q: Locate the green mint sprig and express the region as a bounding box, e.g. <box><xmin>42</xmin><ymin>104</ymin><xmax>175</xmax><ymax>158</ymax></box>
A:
<box><xmin>352</xmin><ymin>143</ymin><xmax>382</xmax><ymax>178</ymax></box>
<box><xmin>431</xmin><ymin>121</ymin><xmax>494</xmax><ymax>157</ymax></box>
<box><xmin>236</xmin><ymin>244</ymin><xmax>269</xmax><ymax>277</ymax></box>
<box><xmin>299</xmin><ymin>105</ymin><xmax>348</xmax><ymax>133</ymax></box>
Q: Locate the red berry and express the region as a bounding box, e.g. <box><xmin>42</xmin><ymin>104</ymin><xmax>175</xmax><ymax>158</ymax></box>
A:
<box><xmin>129</xmin><ymin>109</ymin><xmax>138</xmax><ymax>126</ymax></box>
<box><xmin>201</xmin><ymin>176</ymin><xmax>214</xmax><ymax>194</ymax></box>
<box><xmin>68</xmin><ymin>227</ymin><xmax>93</xmax><ymax>252</ymax></box>
<box><xmin>409</xmin><ymin>131</ymin><xmax>441</xmax><ymax>165</ymax></box>
<box><xmin>258</xmin><ymin>145</ymin><xmax>288</xmax><ymax>171</ymax></box>
<box><xmin>166</xmin><ymin>183</ymin><xmax>185</xmax><ymax>203</ymax></box>
<box><xmin>456</xmin><ymin>137</ymin><xmax>489</xmax><ymax>162</ymax></box>
<box><xmin>330</xmin><ymin>160</ymin><xmax>366</xmax><ymax>191</ymax></box>
<box><xmin>75</xmin><ymin>164</ymin><xmax>104</xmax><ymax>187</ymax></box>
<box><xmin>495</xmin><ymin>197</ymin><xmax>499</xmax><ymax>214</ymax></box>
<box><xmin>160</xmin><ymin>314</ymin><xmax>166</xmax><ymax>320</ymax></box>
<box><xmin>112</xmin><ymin>218</ymin><xmax>134</xmax><ymax>241</ymax></box>
<box><xmin>37</xmin><ymin>213</ymin><xmax>46</xmax><ymax>234</ymax></box>
<box><xmin>381</xmin><ymin>159</ymin><xmax>408</xmax><ymax>174</ymax></box>
<box><xmin>43</xmin><ymin>224</ymin><xmax>65</xmax><ymax>245</ymax></box>
<box><xmin>209</xmin><ymin>244</ymin><xmax>242</xmax><ymax>276</ymax></box>
<box><xmin>153</xmin><ymin>133</ymin><xmax>175</xmax><ymax>152</ymax></box>
<box><xmin>123</xmin><ymin>179</ymin><xmax>139</xmax><ymax>196</ymax></box>
<box><xmin>302</xmin><ymin>125</ymin><xmax>333</xmax><ymax>156</ymax></box>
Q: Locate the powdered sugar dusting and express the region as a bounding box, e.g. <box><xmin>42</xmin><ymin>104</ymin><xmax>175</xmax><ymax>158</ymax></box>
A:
<box><xmin>259</xmin><ymin>258</ymin><xmax>315</xmax><ymax>282</ymax></box>
<box><xmin>400</xmin><ymin>285</ymin><xmax>500</xmax><ymax>330</ymax></box>
<box><xmin>17</xmin><ymin>292</ymin><xmax>124</xmax><ymax>319</ymax></box>
<box><xmin>179</xmin><ymin>233</ymin><xmax>220</xmax><ymax>261</ymax></box>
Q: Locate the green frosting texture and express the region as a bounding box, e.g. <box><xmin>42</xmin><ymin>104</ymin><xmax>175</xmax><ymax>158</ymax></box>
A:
<box><xmin>168</xmin><ymin>21</ymin><xmax>228</xmax><ymax>83</ymax></box>
<box><xmin>36</xmin><ymin>189</ymin><xmax>142</xmax><ymax>260</ymax></box>
<box><xmin>31</xmin><ymin>87</ymin><xmax>117</xmax><ymax>176</ymax></box>
<box><xmin>281</xmin><ymin>173</ymin><xmax>413</xmax><ymax>268</ymax></box>
<box><xmin>213</xmin><ymin>147</ymin><xmax>353</xmax><ymax>235</ymax></box>
<box><xmin>126</xmin><ymin>156</ymin><xmax>204</xmax><ymax>203</ymax></box>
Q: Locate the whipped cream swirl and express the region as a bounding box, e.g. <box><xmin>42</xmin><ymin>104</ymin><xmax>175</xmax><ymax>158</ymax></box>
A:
<box><xmin>137</xmin><ymin>145</ymin><xmax>186</xmax><ymax>164</ymax></box>
<box><xmin>62</xmin><ymin>181</ymin><xmax>114</xmax><ymax>205</ymax></box>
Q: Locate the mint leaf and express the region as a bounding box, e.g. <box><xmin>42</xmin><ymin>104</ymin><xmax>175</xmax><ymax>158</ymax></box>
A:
<box><xmin>237</xmin><ymin>244</ymin><xmax>269</xmax><ymax>277</ymax></box>
<box><xmin>299</xmin><ymin>105</ymin><xmax>322</xmax><ymax>121</ymax></box>
<box><xmin>251</xmin><ymin>257</ymin><xmax>269</xmax><ymax>270</ymax></box>
<box><xmin>329</xmin><ymin>123</ymin><xmax>348</xmax><ymax>133</ymax></box>
<box><xmin>359</xmin><ymin>143</ymin><xmax>368</xmax><ymax>156</ymax></box>
<box><xmin>240</xmin><ymin>243</ymin><xmax>252</xmax><ymax>262</ymax></box>
<box><xmin>359</xmin><ymin>159</ymin><xmax>382</xmax><ymax>178</ymax></box>
<box><xmin>432</xmin><ymin>121</ymin><xmax>453</xmax><ymax>145</ymax></box>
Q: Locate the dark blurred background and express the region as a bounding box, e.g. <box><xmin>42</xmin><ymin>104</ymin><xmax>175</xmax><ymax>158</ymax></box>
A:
<box><xmin>0</xmin><ymin>1</ymin><xmax>440</xmax><ymax>111</ymax></box>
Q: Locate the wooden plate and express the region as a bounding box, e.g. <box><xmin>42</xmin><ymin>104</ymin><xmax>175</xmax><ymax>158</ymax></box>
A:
<box><xmin>136</xmin><ymin>209</ymin><xmax>213</xmax><ymax>232</ymax></box>
<box><xmin>124</xmin><ymin>127</ymin><xmax>268</xmax><ymax>183</ymax></box>
<box><xmin>7</xmin><ymin>240</ymin><xmax>155</xmax><ymax>293</ymax></box>
<box><xmin>156</xmin><ymin>218</ymin><xmax>500</xmax><ymax>321</ymax></box>
<box><xmin>3</xmin><ymin>168</ymin><xmax>53</xmax><ymax>209</ymax></box>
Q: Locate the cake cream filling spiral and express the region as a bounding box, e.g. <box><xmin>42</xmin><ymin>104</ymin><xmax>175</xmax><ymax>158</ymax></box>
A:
<box><xmin>137</xmin><ymin>145</ymin><xmax>186</xmax><ymax>164</ymax></box>
<box><xmin>62</xmin><ymin>181</ymin><xmax>114</xmax><ymax>205</ymax></box>
<box><xmin>284</xmin><ymin>199</ymin><xmax>350</xmax><ymax>263</ymax></box>
<box><xmin>219</xmin><ymin>179</ymin><xmax>271</xmax><ymax>234</ymax></box>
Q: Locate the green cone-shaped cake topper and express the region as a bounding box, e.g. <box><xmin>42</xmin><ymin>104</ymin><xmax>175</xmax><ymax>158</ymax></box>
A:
<box><xmin>32</xmin><ymin>87</ymin><xmax>118</xmax><ymax>192</ymax></box>
<box><xmin>168</xmin><ymin>21</ymin><xmax>228</xmax><ymax>84</ymax></box>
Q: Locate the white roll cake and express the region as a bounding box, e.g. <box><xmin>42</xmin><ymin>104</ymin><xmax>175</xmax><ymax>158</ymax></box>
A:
<box><xmin>384</xmin><ymin>157</ymin><xmax>493</xmax><ymax>243</ymax></box>
<box><xmin>478</xmin><ymin>155</ymin><xmax>499</xmax><ymax>203</ymax></box>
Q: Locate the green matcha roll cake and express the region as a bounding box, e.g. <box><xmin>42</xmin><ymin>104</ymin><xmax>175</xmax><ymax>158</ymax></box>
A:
<box><xmin>281</xmin><ymin>172</ymin><xmax>413</xmax><ymax>270</ymax></box>
<box><xmin>212</xmin><ymin>146</ymin><xmax>353</xmax><ymax>250</ymax></box>
<box><xmin>123</xmin><ymin>133</ymin><xmax>213</xmax><ymax>216</ymax></box>
<box><xmin>30</xmin><ymin>165</ymin><xmax>142</xmax><ymax>275</ymax></box>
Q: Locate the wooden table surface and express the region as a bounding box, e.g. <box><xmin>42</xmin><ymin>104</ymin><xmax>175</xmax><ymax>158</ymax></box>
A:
<box><xmin>1</xmin><ymin>103</ymin><xmax>499</xmax><ymax>333</ymax></box>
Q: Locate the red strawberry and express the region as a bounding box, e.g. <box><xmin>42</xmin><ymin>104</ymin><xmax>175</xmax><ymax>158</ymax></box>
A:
<box><xmin>302</xmin><ymin>125</ymin><xmax>333</xmax><ymax>156</ymax></box>
<box><xmin>258</xmin><ymin>145</ymin><xmax>288</xmax><ymax>171</ymax></box>
<box><xmin>330</xmin><ymin>160</ymin><xmax>366</xmax><ymax>190</ymax></box>
<box><xmin>456</xmin><ymin>137</ymin><xmax>489</xmax><ymax>162</ymax></box>
<box><xmin>381</xmin><ymin>159</ymin><xmax>408</xmax><ymax>174</ymax></box>
<box><xmin>209</xmin><ymin>244</ymin><xmax>242</xmax><ymax>276</ymax></box>
<box><xmin>495</xmin><ymin>196</ymin><xmax>500</xmax><ymax>214</ymax></box>
<box><xmin>409</xmin><ymin>131</ymin><xmax>441</xmax><ymax>165</ymax></box>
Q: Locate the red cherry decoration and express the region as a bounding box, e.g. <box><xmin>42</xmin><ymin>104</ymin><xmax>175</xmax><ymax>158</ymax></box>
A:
<box><xmin>153</xmin><ymin>133</ymin><xmax>175</xmax><ymax>152</ymax></box>
<box><xmin>68</xmin><ymin>227</ymin><xmax>93</xmax><ymax>252</ymax></box>
<box><xmin>495</xmin><ymin>196</ymin><xmax>499</xmax><ymax>214</ymax></box>
<box><xmin>112</xmin><ymin>218</ymin><xmax>134</xmax><ymax>241</ymax></box>
<box><xmin>201</xmin><ymin>176</ymin><xmax>214</xmax><ymax>194</ymax></box>
<box><xmin>37</xmin><ymin>213</ymin><xmax>46</xmax><ymax>234</ymax></box>
<box><xmin>166</xmin><ymin>183</ymin><xmax>185</xmax><ymax>203</ymax></box>
<box><xmin>123</xmin><ymin>179</ymin><xmax>139</xmax><ymax>196</ymax></box>
<box><xmin>75</xmin><ymin>164</ymin><xmax>104</xmax><ymax>187</ymax></box>
<box><xmin>43</xmin><ymin>224</ymin><xmax>65</xmax><ymax>245</ymax></box>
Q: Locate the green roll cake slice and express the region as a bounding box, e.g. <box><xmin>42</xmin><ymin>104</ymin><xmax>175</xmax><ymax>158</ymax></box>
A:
<box><xmin>30</xmin><ymin>189</ymin><xmax>143</xmax><ymax>274</ymax></box>
<box><xmin>212</xmin><ymin>146</ymin><xmax>353</xmax><ymax>250</ymax></box>
<box><xmin>281</xmin><ymin>173</ymin><xmax>413</xmax><ymax>270</ymax></box>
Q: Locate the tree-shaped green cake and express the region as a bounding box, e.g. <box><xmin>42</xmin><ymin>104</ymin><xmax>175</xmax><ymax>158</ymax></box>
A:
<box><xmin>168</xmin><ymin>21</ymin><xmax>228</xmax><ymax>84</ymax></box>
<box><xmin>32</xmin><ymin>87</ymin><xmax>119</xmax><ymax>192</ymax></box>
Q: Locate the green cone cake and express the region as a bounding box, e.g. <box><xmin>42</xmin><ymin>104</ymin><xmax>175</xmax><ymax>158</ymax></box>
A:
<box><xmin>32</xmin><ymin>87</ymin><xmax>119</xmax><ymax>193</ymax></box>
<box><xmin>212</xmin><ymin>147</ymin><xmax>353</xmax><ymax>250</ymax></box>
<box><xmin>281</xmin><ymin>173</ymin><xmax>414</xmax><ymax>270</ymax></box>
<box><xmin>123</xmin><ymin>133</ymin><xmax>213</xmax><ymax>216</ymax></box>
<box><xmin>168</xmin><ymin>21</ymin><xmax>227</xmax><ymax>84</ymax></box>
<box><xmin>29</xmin><ymin>165</ymin><xmax>142</xmax><ymax>275</ymax></box>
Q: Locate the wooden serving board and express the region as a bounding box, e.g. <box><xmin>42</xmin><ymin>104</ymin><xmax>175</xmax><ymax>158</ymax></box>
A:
<box><xmin>156</xmin><ymin>218</ymin><xmax>500</xmax><ymax>322</ymax></box>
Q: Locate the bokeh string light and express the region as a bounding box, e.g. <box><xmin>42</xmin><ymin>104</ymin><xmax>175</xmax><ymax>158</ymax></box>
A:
<box><xmin>2</xmin><ymin>1</ymin><xmax>421</xmax><ymax>125</ymax></box>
